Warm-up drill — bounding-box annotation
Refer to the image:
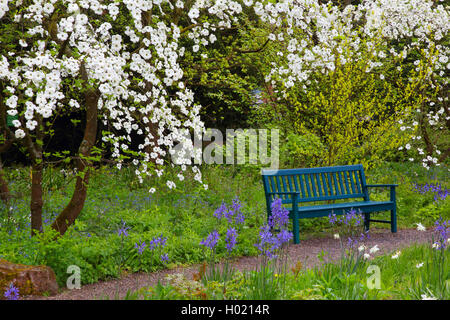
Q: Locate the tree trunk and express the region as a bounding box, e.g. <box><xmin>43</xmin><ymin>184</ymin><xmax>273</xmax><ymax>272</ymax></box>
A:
<box><xmin>30</xmin><ymin>161</ymin><xmax>43</xmax><ymax>235</ymax></box>
<box><xmin>21</xmin><ymin>113</ymin><xmax>45</xmax><ymax>236</ymax></box>
<box><xmin>51</xmin><ymin>63</ymin><xmax>99</xmax><ymax>236</ymax></box>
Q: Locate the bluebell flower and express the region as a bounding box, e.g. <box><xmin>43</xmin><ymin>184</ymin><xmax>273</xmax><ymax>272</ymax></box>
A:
<box><xmin>155</xmin><ymin>234</ymin><xmax>167</xmax><ymax>248</ymax></box>
<box><xmin>135</xmin><ymin>240</ymin><xmax>146</xmax><ymax>255</ymax></box>
<box><xmin>413</xmin><ymin>182</ymin><xmax>449</xmax><ymax>202</ymax></box>
<box><xmin>231</xmin><ymin>196</ymin><xmax>242</xmax><ymax>213</ymax></box>
<box><xmin>225</xmin><ymin>228</ymin><xmax>238</xmax><ymax>253</ymax></box>
<box><xmin>200</xmin><ymin>230</ymin><xmax>220</xmax><ymax>250</ymax></box>
<box><xmin>277</xmin><ymin>229</ymin><xmax>293</xmax><ymax>245</ymax></box>
<box><xmin>434</xmin><ymin>218</ymin><xmax>449</xmax><ymax>249</ymax></box>
<box><xmin>328</xmin><ymin>212</ymin><xmax>338</xmax><ymax>225</ymax></box>
<box><xmin>160</xmin><ymin>253</ymin><xmax>169</xmax><ymax>263</ymax></box>
<box><xmin>117</xmin><ymin>219</ymin><xmax>129</xmax><ymax>237</ymax></box>
<box><xmin>269</xmin><ymin>198</ymin><xmax>289</xmax><ymax>229</ymax></box>
<box><xmin>255</xmin><ymin>225</ymin><xmax>279</xmax><ymax>258</ymax></box>
<box><xmin>214</xmin><ymin>201</ymin><xmax>227</xmax><ymax>220</ymax></box>
<box><xmin>4</xmin><ymin>282</ymin><xmax>19</xmax><ymax>300</ymax></box>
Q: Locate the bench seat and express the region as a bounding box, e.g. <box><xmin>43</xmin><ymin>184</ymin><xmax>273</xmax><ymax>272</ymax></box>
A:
<box><xmin>291</xmin><ymin>200</ymin><xmax>394</xmax><ymax>218</ymax></box>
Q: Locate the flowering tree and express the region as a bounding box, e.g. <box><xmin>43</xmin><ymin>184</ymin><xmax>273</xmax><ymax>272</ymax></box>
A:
<box><xmin>0</xmin><ymin>0</ymin><xmax>247</xmax><ymax>235</ymax></box>
<box><xmin>254</xmin><ymin>0</ymin><xmax>449</xmax><ymax>167</ymax></box>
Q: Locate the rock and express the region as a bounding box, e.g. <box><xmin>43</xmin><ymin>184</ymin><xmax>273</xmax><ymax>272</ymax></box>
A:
<box><xmin>0</xmin><ymin>259</ymin><xmax>59</xmax><ymax>298</ymax></box>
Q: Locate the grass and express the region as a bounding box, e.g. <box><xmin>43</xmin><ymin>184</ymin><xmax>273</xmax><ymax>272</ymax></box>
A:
<box><xmin>0</xmin><ymin>161</ymin><xmax>448</xmax><ymax>293</ymax></box>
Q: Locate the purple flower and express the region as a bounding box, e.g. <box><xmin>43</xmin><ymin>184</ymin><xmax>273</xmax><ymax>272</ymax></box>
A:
<box><xmin>148</xmin><ymin>239</ymin><xmax>157</xmax><ymax>250</ymax></box>
<box><xmin>413</xmin><ymin>182</ymin><xmax>449</xmax><ymax>202</ymax></box>
<box><xmin>277</xmin><ymin>229</ymin><xmax>293</xmax><ymax>245</ymax></box>
<box><xmin>234</xmin><ymin>211</ymin><xmax>246</xmax><ymax>225</ymax></box>
<box><xmin>214</xmin><ymin>201</ymin><xmax>227</xmax><ymax>219</ymax></box>
<box><xmin>231</xmin><ymin>196</ymin><xmax>242</xmax><ymax>213</ymax></box>
<box><xmin>231</xmin><ymin>197</ymin><xmax>245</xmax><ymax>225</ymax></box>
<box><xmin>255</xmin><ymin>225</ymin><xmax>279</xmax><ymax>258</ymax></box>
<box><xmin>144</xmin><ymin>234</ymin><xmax>167</xmax><ymax>251</ymax></box>
<box><xmin>434</xmin><ymin>218</ymin><xmax>449</xmax><ymax>249</ymax></box>
<box><xmin>4</xmin><ymin>282</ymin><xmax>19</xmax><ymax>300</ymax></box>
<box><xmin>200</xmin><ymin>230</ymin><xmax>220</xmax><ymax>250</ymax></box>
<box><xmin>117</xmin><ymin>219</ymin><xmax>130</xmax><ymax>237</ymax></box>
<box><xmin>214</xmin><ymin>197</ymin><xmax>246</xmax><ymax>225</ymax></box>
<box><xmin>224</xmin><ymin>208</ymin><xmax>235</xmax><ymax>224</ymax></box>
<box><xmin>342</xmin><ymin>208</ymin><xmax>362</xmax><ymax>226</ymax></box>
<box><xmin>269</xmin><ymin>198</ymin><xmax>289</xmax><ymax>229</ymax></box>
<box><xmin>347</xmin><ymin>237</ymin><xmax>355</xmax><ymax>248</ymax></box>
<box><xmin>160</xmin><ymin>253</ymin><xmax>169</xmax><ymax>263</ymax></box>
<box><xmin>135</xmin><ymin>240</ymin><xmax>146</xmax><ymax>255</ymax></box>
<box><xmin>225</xmin><ymin>228</ymin><xmax>238</xmax><ymax>253</ymax></box>
<box><xmin>328</xmin><ymin>212</ymin><xmax>338</xmax><ymax>225</ymax></box>
<box><xmin>155</xmin><ymin>234</ymin><xmax>167</xmax><ymax>248</ymax></box>
<box><xmin>255</xmin><ymin>198</ymin><xmax>294</xmax><ymax>259</ymax></box>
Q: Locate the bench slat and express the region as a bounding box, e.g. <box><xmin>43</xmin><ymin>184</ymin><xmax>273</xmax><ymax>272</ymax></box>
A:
<box><xmin>309</xmin><ymin>174</ymin><xmax>317</xmax><ymax>198</ymax></box>
<box><xmin>275</xmin><ymin>175</ymin><xmax>282</xmax><ymax>199</ymax></box>
<box><xmin>326</xmin><ymin>173</ymin><xmax>332</xmax><ymax>196</ymax></box>
<box><xmin>297</xmin><ymin>175</ymin><xmax>306</xmax><ymax>198</ymax></box>
<box><xmin>354</xmin><ymin>171</ymin><xmax>362</xmax><ymax>194</ymax></box>
<box><xmin>279</xmin><ymin>193</ymin><xmax>366</xmax><ymax>204</ymax></box>
<box><xmin>341</xmin><ymin>171</ymin><xmax>347</xmax><ymax>194</ymax></box>
<box><xmin>269</xmin><ymin>175</ymin><xmax>276</xmax><ymax>195</ymax></box>
<box><xmin>315</xmin><ymin>173</ymin><xmax>322</xmax><ymax>197</ymax></box>
<box><xmin>287</xmin><ymin>175</ymin><xmax>294</xmax><ymax>194</ymax></box>
<box><xmin>349</xmin><ymin>170</ymin><xmax>356</xmax><ymax>194</ymax></box>
<box><xmin>332</xmin><ymin>172</ymin><xmax>340</xmax><ymax>196</ymax></box>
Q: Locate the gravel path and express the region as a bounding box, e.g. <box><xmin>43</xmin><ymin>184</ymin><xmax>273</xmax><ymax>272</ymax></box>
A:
<box><xmin>24</xmin><ymin>227</ymin><xmax>434</xmax><ymax>300</ymax></box>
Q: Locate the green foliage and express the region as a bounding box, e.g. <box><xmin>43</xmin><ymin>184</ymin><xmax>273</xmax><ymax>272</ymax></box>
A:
<box><xmin>280</xmin><ymin>131</ymin><xmax>326</xmax><ymax>168</ymax></box>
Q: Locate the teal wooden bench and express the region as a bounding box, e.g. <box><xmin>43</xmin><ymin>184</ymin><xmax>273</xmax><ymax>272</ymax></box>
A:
<box><xmin>261</xmin><ymin>164</ymin><xmax>397</xmax><ymax>244</ymax></box>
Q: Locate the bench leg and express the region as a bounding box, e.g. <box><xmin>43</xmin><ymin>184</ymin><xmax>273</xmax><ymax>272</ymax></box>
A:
<box><xmin>292</xmin><ymin>217</ymin><xmax>300</xmax><ymax>244</ymax></box>
<box><xmin>390</xmin><ymin>208</ymin><xmax>397</xmax><ymax>233</ymax></box>
<box><xmin>364</xmin><ymin>213</ymin><xmax>370</xmax><ymax>232</ymax></box>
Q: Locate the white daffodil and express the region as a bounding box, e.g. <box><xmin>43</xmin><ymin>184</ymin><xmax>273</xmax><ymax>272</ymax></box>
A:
<box><xmin>334</xmin><ymin>233</ymin><xmax>340</xmax><ymax>240</ymax></box>
<box><xmin>416</xmin><ymin>262</ymin><xmax>424</xmax><ymax>269</ymax></box>
<box><xmin>391</xmin><ymin>250</ymin><xmax>401</xmax><ymax>259</ymax></box>
<box><xmin>370</xmin><ymin>245</ymin><xmax>380</xmax><ymax>254</ymax></box>
<box><xmin>416</xmin><ymin>223</ymin><xmax>426</xmax><ymax>231</ymax></box>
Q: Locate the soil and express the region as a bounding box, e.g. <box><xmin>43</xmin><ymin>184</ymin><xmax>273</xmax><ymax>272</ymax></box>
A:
<box><xmin>23</xmin><ymin>227</ymin><xmax>434</xmax><ymax>300</ymax></box>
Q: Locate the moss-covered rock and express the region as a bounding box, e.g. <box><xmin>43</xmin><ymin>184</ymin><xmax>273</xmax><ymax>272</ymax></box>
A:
<box><xmin>0</xmin><ymin>259</ymin><xmax>58</xmax><ymax>298</ymax></box>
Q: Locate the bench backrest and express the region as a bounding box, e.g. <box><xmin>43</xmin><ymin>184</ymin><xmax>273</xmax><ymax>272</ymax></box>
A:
<box><xmin>261</xmin><ymin>165</ymin><xmax>369</xmax><ymax>205</ymax></box>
